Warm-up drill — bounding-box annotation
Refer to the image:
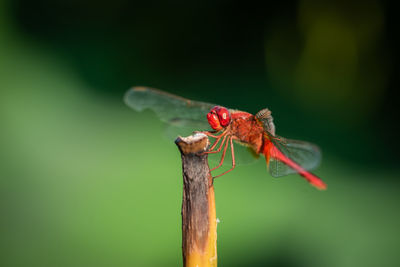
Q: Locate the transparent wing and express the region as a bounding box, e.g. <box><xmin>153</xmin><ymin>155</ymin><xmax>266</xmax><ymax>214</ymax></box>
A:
<box><xmin>255</xmin><ymin>109</ymin><xmax>321</xmax><ymax>177</ymax></box>
<box><xmin>268</xmin><ymin>136</ymin><xmax>321</xmax><ymax>177</ymax></box>
<box><xmin>255</xmin><ymin>108</ymin><xmax>275</xmax><ymax>136</ymax></box>
<box><xmin>124</xmin><ymin>86</ymin><xmax>215</xmax><ymax>130</ymax></box>
<box><xmin>125</xmin><ymin>87</ymin><xmax>259</xmax><ymax>166</ymax></box>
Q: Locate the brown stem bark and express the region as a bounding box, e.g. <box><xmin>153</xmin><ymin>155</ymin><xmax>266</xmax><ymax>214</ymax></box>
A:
<box><xmin>175</xmin><ymin>133</ymin><xmax>217</xmax><ymax>267</ymax></box>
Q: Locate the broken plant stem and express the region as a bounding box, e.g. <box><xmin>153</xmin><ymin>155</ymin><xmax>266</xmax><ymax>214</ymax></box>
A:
<box><xmin>175</xmin><ymin>133</ymin><xmax>217</xmax><ymax>267</ymax></box>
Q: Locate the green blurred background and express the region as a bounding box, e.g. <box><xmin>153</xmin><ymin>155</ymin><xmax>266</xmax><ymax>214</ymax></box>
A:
<box><xmin>1</xmin><ymin>0</ymin><xmax>399</xmax><ymax>266</ymax></box>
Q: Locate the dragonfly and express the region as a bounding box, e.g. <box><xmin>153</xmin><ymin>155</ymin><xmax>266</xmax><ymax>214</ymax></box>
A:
<box><xmin>125</xmin><ymin>86</ymin><xmax>326</xmax><ymax>190</ymax></box>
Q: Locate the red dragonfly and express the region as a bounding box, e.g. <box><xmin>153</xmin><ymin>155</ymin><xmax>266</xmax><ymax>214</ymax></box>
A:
<box><xmin>125</xmin><ymin>87</ymin><xmax>326</xmax><ymax>190</ymax></box>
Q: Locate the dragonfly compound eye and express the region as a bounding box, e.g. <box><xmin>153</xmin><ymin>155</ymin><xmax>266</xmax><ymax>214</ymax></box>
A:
<box><xmin>207</xmin><ymin>110</ymin><xmax>222</xmax><ymax>130</ymax></box>
<box><xmin>216</xmin><ymin>106</ymin><xmax>231</xmax><ymax>127</ymax></box>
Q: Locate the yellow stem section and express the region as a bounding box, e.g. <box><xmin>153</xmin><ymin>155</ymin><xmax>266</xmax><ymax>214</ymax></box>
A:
<box><xmin>185</xmin><ymin>185</ymin><xmax>217</xmax><ymax>267</ymax></box>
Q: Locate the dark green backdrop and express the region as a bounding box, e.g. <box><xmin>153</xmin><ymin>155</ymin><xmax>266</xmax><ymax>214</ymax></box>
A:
<box><xmin>1</xmin><ymin>1</ymin><xmax>399</xmax><ymax>266</ymax></box>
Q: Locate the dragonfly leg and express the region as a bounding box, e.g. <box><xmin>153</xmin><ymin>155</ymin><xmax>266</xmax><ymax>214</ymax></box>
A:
<box><xmin>200</xmin><ymin>130</ymin><xmax>225</xmax><ymax>139</ymax></box>
<box><xmin>210</xmin><ymin>135</ymin><xmax>230</xmax><ymax>171</ymax></box>
<box><xmin>204</xmin><ymin>134</ymin><xmax>228</xmax><ymax>156</ymax></box>
<box><xmin>213</xmin><ymin>137</ymin><xmax>236</xmax><ymax>179</ymax></box>
<box><xmin>205</xmin><ymin>131</ymin><xmax>228</xmax><ymax>152</ymax></box>
<box><xmin>199</xmin><ymin>136</ymin><xmax>227</xmax><ymax>160</ymax></box>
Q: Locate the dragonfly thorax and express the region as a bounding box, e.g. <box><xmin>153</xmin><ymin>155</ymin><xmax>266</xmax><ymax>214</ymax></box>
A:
<box><xmin>230</xmin><ymin>112</ymin><xmax>265</xmax><ymax>154</ymax></box>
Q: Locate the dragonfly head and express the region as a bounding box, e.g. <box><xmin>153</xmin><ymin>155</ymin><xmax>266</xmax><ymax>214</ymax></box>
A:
<box><xmin>207</xmin><ymin>106</ymin><xmax>231</xmax><ymax>131</ymax></box>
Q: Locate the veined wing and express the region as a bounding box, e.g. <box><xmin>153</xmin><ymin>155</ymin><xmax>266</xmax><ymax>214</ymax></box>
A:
<box><xmin>125</xmin><ymin>87</ymin><xmax>259</xmax><ymax>166</ymax></box>
<box><xmin>268</xmin><ymin>136</ymin><xmax>321</xmax><ymax>177</ymax></box>
<box><xmin>124</xmin><ymin>86</ymin><xmax>215</xmax><ymax>130</ymax></box>
<box><xmin>255</xmin><ymin>108</ymin><xmax>276</xmax><ymax>136</ymax></box>
<box><xmin>255</xmin><ymin>108</ymin><xmax>321</xmax><ymax>177</ymax></box>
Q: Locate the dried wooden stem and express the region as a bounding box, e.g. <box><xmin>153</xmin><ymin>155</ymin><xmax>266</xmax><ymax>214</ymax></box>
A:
<box><xmin>175</xmin><ymin>133</ymin><xmax>217</xmax><ymax>267</ymax></box>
